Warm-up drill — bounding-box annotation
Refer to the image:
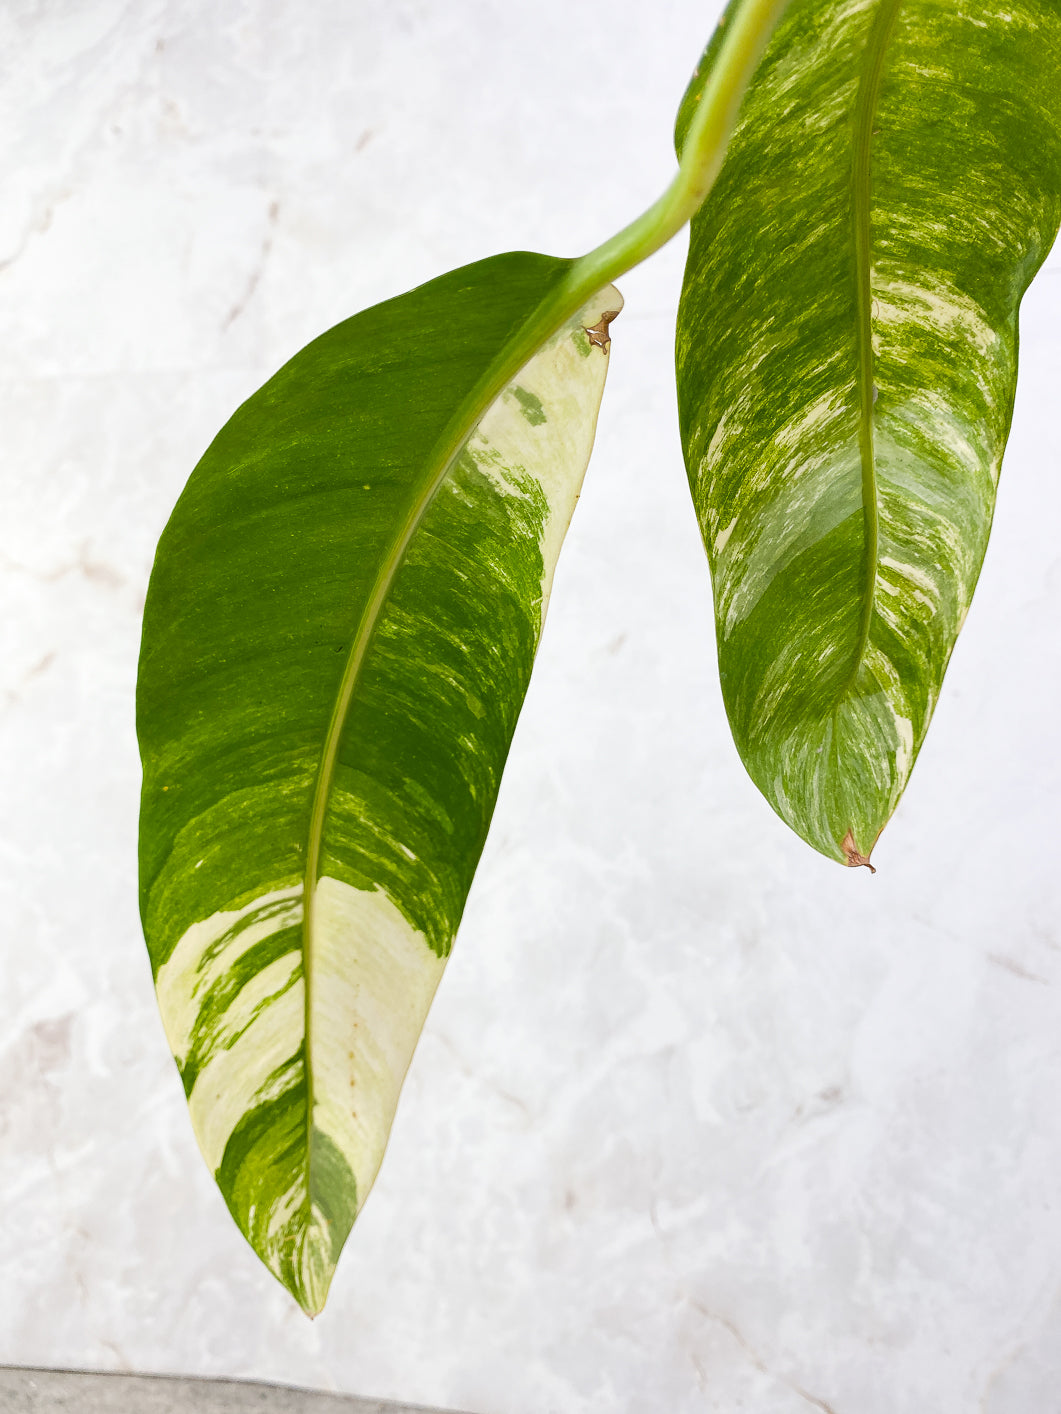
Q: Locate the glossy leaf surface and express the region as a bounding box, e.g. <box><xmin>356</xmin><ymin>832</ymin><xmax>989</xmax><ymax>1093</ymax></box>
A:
<box><xmin>137</xmin><ymin>254</ymin><xmax>621</xmax><ymax>1312</ymax></box>
<box><xmin>676</xmin><ymin>0</ymin><xmax>1061</xmax><ymax>864</ymax></box>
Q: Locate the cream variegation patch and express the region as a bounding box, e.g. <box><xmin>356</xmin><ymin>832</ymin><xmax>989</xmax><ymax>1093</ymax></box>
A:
<box><xmin>309</xmin><ymin>876</ymin><xmax>447</xmax><ymax>1213</ymax></box>
<box><xmin>463</xmin><ymin>286</ymin><xmax>622</xmax><ymax>614</ymax></box>
<box><xmin>156</xmin><ymin>876</ymin><xmax>446</xmax><ymax>1201</ymax></box>
<box><xmin>188</xmin><ymin>963</ymin><xmax>304</xmax><ymax>1171</ymax></box>
<box><xmin>717</xmin><ymin>443</ymin><xmax>862</xmax><ymax>636</ymax></box>
<box><xmin>155</xmin><ymin>884</ymin><xmax>302</xmax><ymax>1067</ymax></box>
<box><xmin>872</xmin><ymin>270</ymin><xmax>998</xmax><ymax>359</ymax></box>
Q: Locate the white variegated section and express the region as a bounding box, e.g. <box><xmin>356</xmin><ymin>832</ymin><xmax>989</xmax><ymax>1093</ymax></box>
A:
<box><xmin>874</xmin><ymin>423</ymin><xmax>990</xmax><ymax>623</ymax></box>
<box><xmin>188</xmin><ymin>960</ymin><xmax>304</xmax><ymax>1171</ymax></box>
<box><xmin>285</xmin><ymin>1205</ymin><xmax>333</xmax><ymax>1318</ymax></box>
<box><xmin>152</xmin><ymin>874</ymin><xmax>445</xmax><ymax>1314</ymax></box>
<box><xmin>309</xmin><ymin>876</ymin><xmax>446</xmax><ymax>1211</ymax></box>
<box><xmin>872</xmin><ymin>270</ymin><xmax>1006</xmax><ymax>658</ymax></box>
<box><xmin>155</xmin><ymin>884</ymin><xmax>302</xmax><ymax>1068</ymax></box>
<box><xmin>155</xmin><ymin>885</ymin><xmax>305</xmax><ymax>1172</ymax></box>
<box><xmin>155</xmin><ymin>873</ymin><xmax>445</xmax><ymax>1214</ymax></box>
<box><xmin>751</xmin><ymin>0</ymin><xmax>871</xmax><ymax>114</ymax></box>
<box><xmin>693</xmin><ymin>322</ymin><xmax>864</xmax><ymax>637</ymax></box>
<box><xmin>717</xmin><ymin>440</ymin><xmax>859</xmax><ymax>637</ymax></box>
<box><xmin>465</xmin><ymin>285</ymin><xmax>622</xmax><ymax>613</ymax></box>
<box><xmin>872</xmin><ymin>270</ymin><xmax>1000</xmax><ymax>359</ymax></box>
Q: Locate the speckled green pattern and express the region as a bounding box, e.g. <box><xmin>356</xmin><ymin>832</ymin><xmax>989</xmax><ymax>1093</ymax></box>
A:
<box><xmin>137</xmin><ymin>253</ymin><xmax>619</xmax><ymax>1312</ymax></box>
<box><xmin>676</xmin><ymin>0</ymin><xmax>1061</xmax><ymax>864</ymax></box>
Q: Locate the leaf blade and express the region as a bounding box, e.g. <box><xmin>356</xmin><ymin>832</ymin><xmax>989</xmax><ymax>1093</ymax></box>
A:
<box><xmin>138</xmin><ymin>254</ymin><xmax>621</xmax><ymax>1311</ymax></box>
<box><xmin>675</xmin><ymin>0</ymin><xmax>1061</xmax><ymax>864</ymax></box>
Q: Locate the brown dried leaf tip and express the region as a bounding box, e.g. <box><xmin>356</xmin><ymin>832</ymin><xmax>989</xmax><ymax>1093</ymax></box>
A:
<box><xmin>585</xmin><ymin>308</ymin><xmax>622</xmax><ymax>353</ymax></box>
<box><xmin>841</xmin><ymin>830</ymin><xmax>876</xmax><ymax>873</ymax></box>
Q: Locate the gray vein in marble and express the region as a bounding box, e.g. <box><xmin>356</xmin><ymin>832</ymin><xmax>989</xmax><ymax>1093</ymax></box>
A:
<box><xmin>685</xmin><ymin>1299</ymin><xmax>841</xmax><ymax>1414</ymax></box>
<box><xmin>222</xmin><ymin>198</ymin><xmax>279</xmax><ymax>329</ymax></box>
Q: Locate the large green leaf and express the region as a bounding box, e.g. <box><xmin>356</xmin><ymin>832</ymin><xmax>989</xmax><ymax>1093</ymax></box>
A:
<box><xmin>137</xmin><ymin>253</ymin><xmax>621</xmax><ymax>1313</ymax></box>
<box><xmin>675</xmin><ymin>0</ymin><xmax>1061</xmax><ymax>865</ymax></box>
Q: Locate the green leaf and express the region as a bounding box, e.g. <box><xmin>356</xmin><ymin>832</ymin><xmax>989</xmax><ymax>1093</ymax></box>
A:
<box><xmin>675</xmin><ymin>0</ymin><xmax>1061</xmax><ymax>866</ymax></box>
<box><xmin>137</xmin><ymin>253</ymin><xmax>621</xmax><ymax>1314</ymax></box>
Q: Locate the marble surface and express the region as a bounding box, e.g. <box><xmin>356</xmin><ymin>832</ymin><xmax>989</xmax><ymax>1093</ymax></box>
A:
<box><xmin>3</xmin><ymin>2</ymin><xmax>1061</xmax><ymax>1411</ymax></box>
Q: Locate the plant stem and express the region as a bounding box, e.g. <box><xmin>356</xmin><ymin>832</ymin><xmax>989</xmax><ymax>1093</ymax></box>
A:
<box><xmin>564</xmin><ymin>0</ymin><xmax>791</xmax><ymax>298</ymax></box>
<box><xmin>451</xmin><ymin>0</ymin><xmax>792</xmax><ymax>445</ymax></box>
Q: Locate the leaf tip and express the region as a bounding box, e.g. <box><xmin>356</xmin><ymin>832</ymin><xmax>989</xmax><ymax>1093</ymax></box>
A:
<box><xmin>259</xmin><ymin>1208</ymin><xmax>341</xmax><ymax>1318</ymax></box>
<box><xmin>841</xmin><ymin>830</ymin><xmax>876</xmax><ymax>873</ymax></box>
<box><xmin>288</xmin><ymin>1258</ymin><xmax>335</xmax><ymax>1320</ymax></box>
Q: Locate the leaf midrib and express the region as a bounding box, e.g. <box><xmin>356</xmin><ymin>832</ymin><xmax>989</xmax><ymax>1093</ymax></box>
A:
<box><xmin>297</xmin><ymin>299</ymin><xmax>556</xmax><ymax>1190</ymax></box>
<box><xmin>296</xmin><ymin>271</ymin><xmax>590</xmax><ymax>1192</ymax></box>
<box><xmin>845</xmin><ymin>0</ymin><xmax>904</xmax><ymax>696</ymax></box>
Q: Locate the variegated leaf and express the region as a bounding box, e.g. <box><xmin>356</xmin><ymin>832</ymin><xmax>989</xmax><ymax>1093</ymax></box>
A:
<box><xmin>137</xmin><ymin>254</ymin><xmax>621</xmax><ymax>1313</ymax></box>
<box><xmin>675</xmin><ymin>0</ymin><xmax>1061</xmax><ymax>865</ymax></box>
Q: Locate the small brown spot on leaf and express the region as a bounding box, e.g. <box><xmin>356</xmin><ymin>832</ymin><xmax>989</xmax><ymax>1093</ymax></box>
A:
<box><xmin>841</xmin><ymin>830</ymin><xmax>875</xmax><ymax>872</ymax></box>
<box><xmin>585</xmin><ymin>308</ymin><xmax>621</xmax><ymax>353</ymax></box>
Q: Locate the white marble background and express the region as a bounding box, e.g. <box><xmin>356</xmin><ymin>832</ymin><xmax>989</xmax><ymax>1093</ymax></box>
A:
<box><xmin>3</xmin><ymin>2</ymin><xmax>1061</xmax><ymax>1411</ymax></box>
